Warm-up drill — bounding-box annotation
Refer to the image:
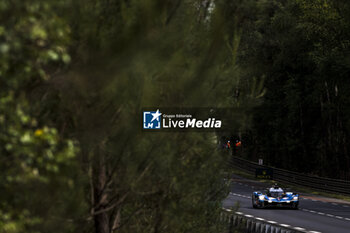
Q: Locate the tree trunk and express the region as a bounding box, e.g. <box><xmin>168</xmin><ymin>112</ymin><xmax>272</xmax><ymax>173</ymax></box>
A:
<box><xmin>93</xmin><ymin>142</ymin><xmax>110</xmax><ymax>233</ymax></box>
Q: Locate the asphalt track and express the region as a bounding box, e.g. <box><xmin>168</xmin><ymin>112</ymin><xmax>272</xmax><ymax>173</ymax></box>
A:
<box><xmin>222</xmin><ymin>174</ymin><xmax>350</xmax><ymax>233</ymax></box>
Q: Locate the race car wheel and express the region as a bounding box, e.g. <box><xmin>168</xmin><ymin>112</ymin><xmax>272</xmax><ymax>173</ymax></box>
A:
<box><xmin>252</xmin><ymin>197</ymin><xmax>258</xmax><ymax>208</ymax></box>
<box><xmin>258</xmin><ymin>202</ymin><xmax>265</xmax><ymax>209</ymax></box>
<box><xmin>291</xmin><ymin>202</ymin><xmax>299</xmax><ymax>210</ymax></box>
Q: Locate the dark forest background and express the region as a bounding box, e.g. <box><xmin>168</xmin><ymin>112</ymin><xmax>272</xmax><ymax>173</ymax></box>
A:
<box><xmin>1</xmin><ymin>0</ymin><xmax>350</xmax><ymax>232</ymax></box>
<box><xmin>239</xmin><ymin>0</ymin><xmax>350</xmax><ymax>180</ymax></box>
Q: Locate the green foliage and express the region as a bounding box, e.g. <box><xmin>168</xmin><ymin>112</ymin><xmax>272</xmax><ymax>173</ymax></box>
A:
<box><xmin>49</xmin><ymin>1</ymin><xmax>236</xmax><ymax>232</ymax></box>
<box><xmin>0</xmin><ymin>0</ymin><xmax>71</xmax><ymax>89</ymax></box>
<box><xmin>0</xmin><ymin>0</ymin><xmax>248</xmax><ymax>232</ymax></box>
<box><xmin>0</xmin><ymin>1</ymin><xmax>84</xmax><ymax>232</ymax></box>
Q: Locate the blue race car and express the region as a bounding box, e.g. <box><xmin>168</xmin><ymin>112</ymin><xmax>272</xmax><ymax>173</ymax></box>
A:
<box><xmin>252</xmin><ymin>184</ymin><xmax>299</xmax><ymax>209</ymax></box>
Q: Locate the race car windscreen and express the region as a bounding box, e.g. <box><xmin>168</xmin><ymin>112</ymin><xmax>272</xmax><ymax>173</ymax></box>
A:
<box><xmin>269</xmin><ymin>191</ymin><xmax>284</xmax><ymax>198</ymax></box>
